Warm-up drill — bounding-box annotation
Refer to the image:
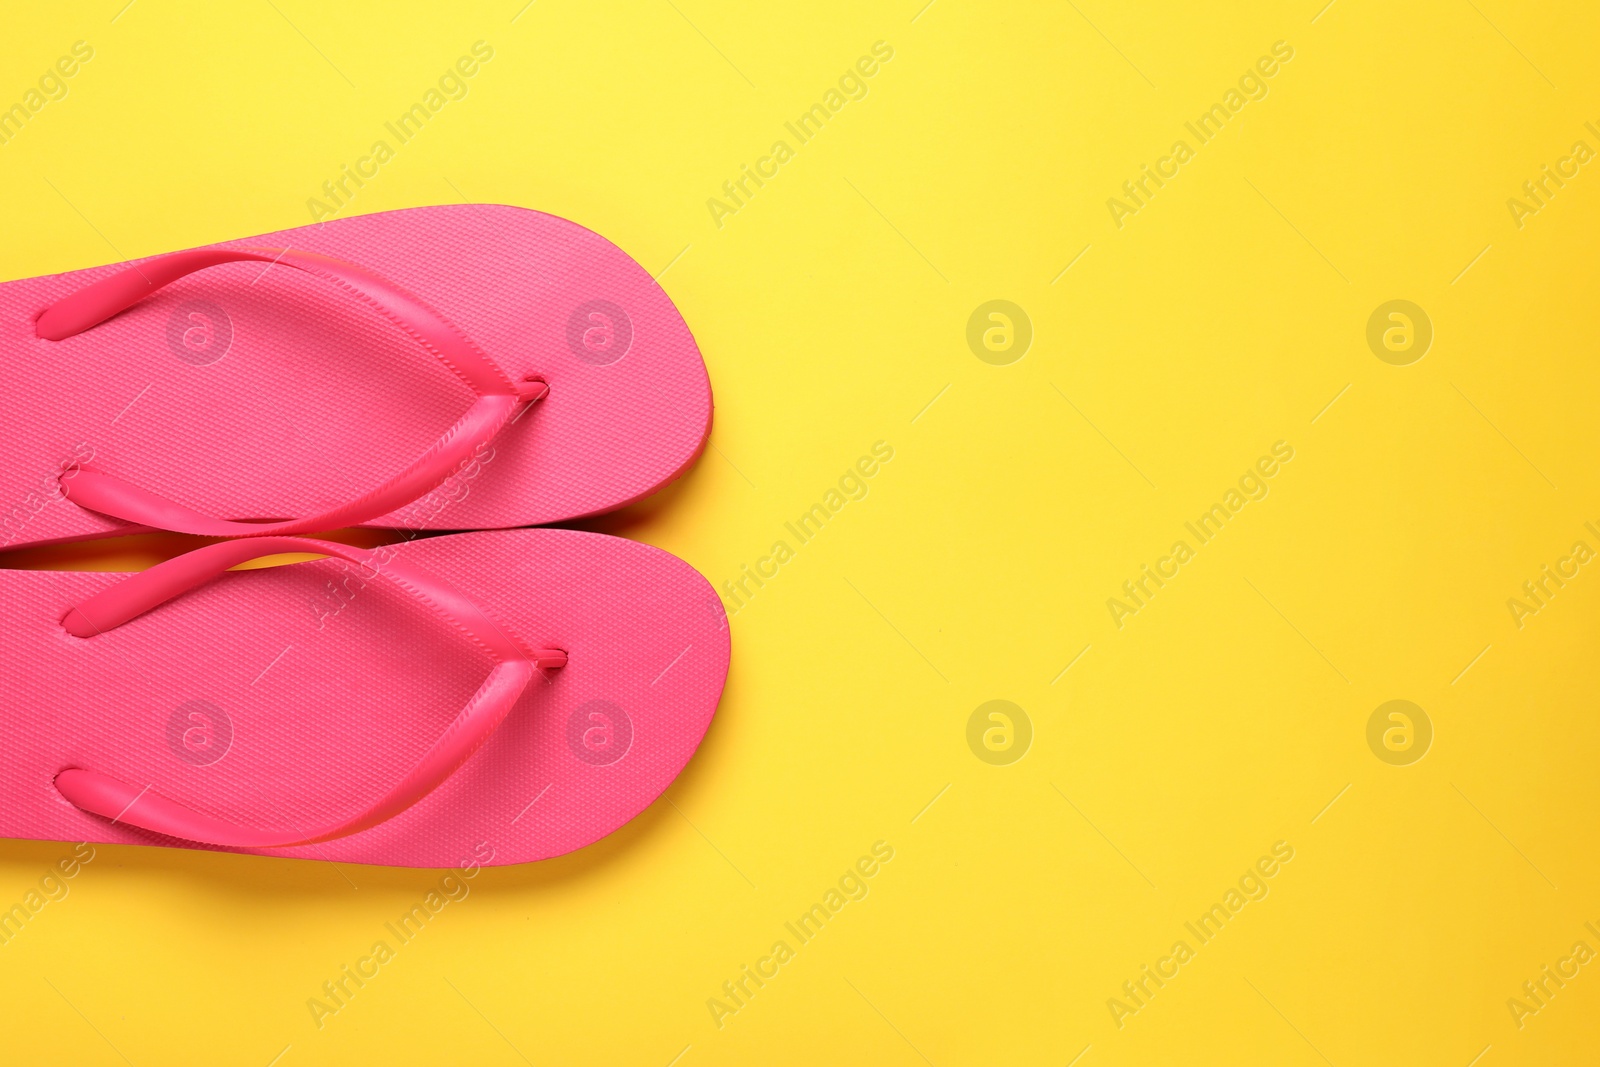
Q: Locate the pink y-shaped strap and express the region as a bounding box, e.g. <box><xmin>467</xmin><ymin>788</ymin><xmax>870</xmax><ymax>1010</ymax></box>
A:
<box><xmin>35</xmin><ymin>248</ymin><xmax>547</xmax><ymax>537</ymax></box>
<box><xmin>54</xmin><ymin>537</ymin><xmax>566</xmax><ymax>848</ymax></box>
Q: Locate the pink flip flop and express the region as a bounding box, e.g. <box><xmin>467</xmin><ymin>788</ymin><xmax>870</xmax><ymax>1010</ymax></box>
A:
<box><xmin>1</xmin><ymin>204</ymin><xmax>711</xmax><ymax>550</ymax></box>
<box><xmin>3</xmin><ymin>529</ymin><xmax>728</xmax><ymax>867</ymax></box>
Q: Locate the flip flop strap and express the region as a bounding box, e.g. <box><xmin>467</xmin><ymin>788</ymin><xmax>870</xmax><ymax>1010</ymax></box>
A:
<box><xmin>35</xmin><ymin>247</ymin><xmax>545</xmax><ymax>537</ymax></box>
<box><xmin>54</xmin><ymin>536</ymin><xmax>564</xmax><ymax>848</ymax></box>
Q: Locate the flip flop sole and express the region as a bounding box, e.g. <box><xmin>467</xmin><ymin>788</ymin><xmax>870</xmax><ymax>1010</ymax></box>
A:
<box><xmin>0</xmin><ymin>528</ymin><xmax>729</xmax><ymax>867</ymax></box>
<box><xmin>0</xmin><ymin>204</ymin><xmax>711</xmax><ymax>549</ymax></box>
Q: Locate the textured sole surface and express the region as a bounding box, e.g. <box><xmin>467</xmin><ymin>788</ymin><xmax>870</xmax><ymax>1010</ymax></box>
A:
<box><xmin>0</xmin><ymin>204</ymin><xmax>712</xmax><ymax>549</ymax></box>
<box><xmin>0</xmin><ymin>528</ymin><xmax>729</xmax><ymax>866</ymax></box>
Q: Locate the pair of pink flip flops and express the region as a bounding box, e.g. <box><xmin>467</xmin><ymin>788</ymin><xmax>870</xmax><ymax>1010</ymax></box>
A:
<box><xmin>0</xmin><ymin>205</ymin><xmax>729</xmax><ymax>867</ymax></box>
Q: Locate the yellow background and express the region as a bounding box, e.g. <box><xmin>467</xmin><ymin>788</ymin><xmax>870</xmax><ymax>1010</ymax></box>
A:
<box><xmin>2</xmin><ymin>1</ymin><xmax>1598</xmax><ymax>1063</ymax></box>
